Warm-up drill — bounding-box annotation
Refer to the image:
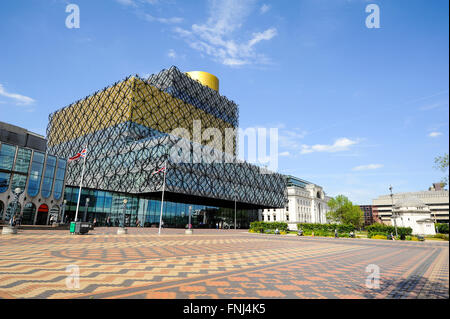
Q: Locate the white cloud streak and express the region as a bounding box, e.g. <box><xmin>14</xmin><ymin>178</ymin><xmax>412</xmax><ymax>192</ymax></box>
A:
<box><xmin>352</xmin><ymin>164</ymin><xmax>384</xmax><ymax>171</ymax></box>
<box><xmin>428</xmin><ymin>132</ymin><xmax>442</xmax><ymax>137</ymax></box>
<box><xmin>301</xmin><ymin>138</ymin><xmax>359</xmax><ymax>154</ymax></box>
<box><xmin>260</xmin><ymin>4</ymin><xmax>270</xmax><ymax>14</ymax></box>
<box><xmin>174</xmin><ymin>0</ymin><xmax>277</xmax><ymax>66</ymax></box>
<box><xmin>0</xmin><ymin>84</ymin><xmax>35</xmax><ymax>105</ymax></box>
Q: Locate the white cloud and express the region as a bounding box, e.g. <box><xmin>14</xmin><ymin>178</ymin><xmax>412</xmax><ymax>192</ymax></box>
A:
<box><xmin>142</xmin><ymin>13</ymin><xmax>183</xmax><ymax>24</ymax></box>
<box><xmin>174</xmin><ymin>0</ymin><xmax>277</xmax><ymax>67</ymax></box>
<box><xmin>0</xmin><ymin>84</ymin><xmax>35</xmax><ymax>105</ymax></box>
<box><xmin>115</xmin><ymin>0</ymin><xmax>158</xmax><ymax>6</ymax></box>
<box><xmin>301</xmin><ymin>138</ymin><xmax>359</xmax><ymax>154</ymax></box>
<box><xmin>420</xmin><ymin>101</ymin><xmax>447</xmax><ymax>111</ymax></box>
<box><xmin>352</xmin><ymin>164</ymin><xmax>384</xmax><ymax>171</ymax></box>
<box><xmin>428</xmin><ymin>132</ymin><xmax>442</xmax><ymax>138</ymax></box>
<box><xmin>279</xmin><ymin>151</ymin><xmax>290</xmax><ymax>157</ymax></box>
<box><xmin>260</xmin><ymin>4</ymin><xmax>270</xmax><ymax>14</ymax></box>
<box><xmin>117</xmin><ymin>0</ymin><xmax>182</xmax><ymax>24</ymax></box>
<box><xmin>167</xmin><ymin>49</ymin><xmax>177</xmax><ymax>58</ymax></box>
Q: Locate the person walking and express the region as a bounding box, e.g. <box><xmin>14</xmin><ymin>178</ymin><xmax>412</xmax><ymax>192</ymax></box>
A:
<box><xmin>334</xmin><ymin>229</ymin><xmax>338</xmax><ymax>238</ymax></box>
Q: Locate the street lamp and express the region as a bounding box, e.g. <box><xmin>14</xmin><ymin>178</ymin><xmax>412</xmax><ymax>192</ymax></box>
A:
<box><xmin>389</xmin><ymin>185</ymin><xmax>398</xmax><ymax>238</ymax></box>
<box><xmin>185</xmin><ymin>205</ymin><xmax>193</xmax><ymax>235</ymax></box>
<box><xmin>2</xmin><ymin>188</ymin><xmax>22</xmax><ymax>235</ymax></box>
<box><xmin>117</xmin><ymin>199</ymin><xmax>128</xmax><ymax>235</ymax></box>
<box><xmin>83</xmin><ymin>197</ymin><xmax>90</xmax><ymax>222</ymax></box>
<box><xmin>61</xmin><ymin>200</ymin><xmax>67</xmax><ymax>224</ymax></box>
<box><xmin>11</xmin><ymin>188</ymin><xmax>22</xmax><ymax>226</ymax></box>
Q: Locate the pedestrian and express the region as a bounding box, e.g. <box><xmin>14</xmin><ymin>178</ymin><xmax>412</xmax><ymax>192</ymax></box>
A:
<box><xmin>391</xmin><ymin>232</ymin><xmax>395</xmax><ymax>241</ymax></box>
<box><xmin>334</xmin><ymin>229</ymin><xmax>338</xmax><ymax>238</ymax></box>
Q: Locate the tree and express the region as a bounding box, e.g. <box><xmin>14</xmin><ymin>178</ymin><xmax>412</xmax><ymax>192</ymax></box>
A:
<box><xmin>326</xmin><ymin>195</ymin><xmax>364</xmax><ymax>228</ymax></box>
<box><xmin>434</xmin><ymin>153</ymin><xmax>449</xmax><ymax>185</ymax></box>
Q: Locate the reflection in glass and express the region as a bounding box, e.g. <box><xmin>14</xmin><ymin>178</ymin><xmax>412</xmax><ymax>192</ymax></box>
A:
<box><xmin>27</xmin><ymin>152</ymin><xmax>45</xmax><ymax>197</ymax></box>
<box><xmin>0</xmin><ymin>144</ymin><xmax>16</xmax><ymax>171</ymax></box>
<box><xmin>42</xmin><ymin>156</ymin><xmax>57</xmax><ymax>198</ymax></box>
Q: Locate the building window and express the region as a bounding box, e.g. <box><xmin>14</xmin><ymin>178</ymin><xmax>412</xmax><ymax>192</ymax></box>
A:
<box><xmin>13</xmin><ymin>148</ymin><xmax>32</xmax><ymax>173</ymax></box>
<box><xmin>53</xmin><ymin>159</ymin><xmax>67</xmax><ymax>200</ymax></box>
<box><xmin>0</xmin><ymin>143</ymin><xmax>16</xmax><ymax>171</ymax></box>
<box><xmin>41</xmin><ymin>156</ymin><xmax>57</xmax><ymax>198</ymax></box>
<box><xmin>273</xmin><ymin>215</ymin><xmax>276</xmax><ymax>221</ymax></box>
<box><xmin>268</xmin><ymin>215</ymin><xmax>270</xmax><ymax>221</ymax></box>
<box><xmin>0</xmin><ymin>172</ymin><xmax>11</xmax><ymax>193</ymax></box>
<box><xmin>286</xmin><ymin>214</ymin><xmax>289</xmax><ymax>221</ymax></box>
<box><xmin>27</xmin><ymin>152</ymin><xmax>45</xmax><ymax>197</ymax></box>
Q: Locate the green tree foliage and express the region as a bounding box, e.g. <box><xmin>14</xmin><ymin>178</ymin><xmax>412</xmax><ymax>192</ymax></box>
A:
<box><xmin>326</xmin><ymin>195</ymin><xmax>364</xmax><ymax>228</ymax></box>
<box><xmin>436</xmin><ymin>223</ymin><xmax>449</xmax><ymax>234</ymax></box>
<box><xmin>434</xmin><ymin>153</ymin><xmax>449</xmax><ymax>185</ymax></box>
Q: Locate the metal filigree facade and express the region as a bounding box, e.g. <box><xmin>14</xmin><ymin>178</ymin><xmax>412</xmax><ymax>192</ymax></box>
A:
<box><xmin>46</xmin><ymin>66</ymin><xmax>286</xmax><ymax>208</ymax></box>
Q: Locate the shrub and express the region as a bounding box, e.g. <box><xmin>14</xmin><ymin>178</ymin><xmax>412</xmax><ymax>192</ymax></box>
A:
<box><xmin>249</xmin><ymin>221</ymin><xmax>289</xmax><ymax>233</ymax></box>
<box><xmin>436</xmin><ymin>223</ymin><xmax>449</xmax><ymax>234</ymax></box>
<box><xmin>366</xmin><ymin>224</ymin><xmax>412</xmax><ymax>238</ymax></box>
<box><xmin>368</xmin><ymin>232</ymin><xmax>388</xmax><ymax>239</ymax></box>
<box><xmin>371</xmin><ymin>235</ymin><xmax>387</xmax><ymax>240</ymax></box>
<box><xmin>296</xmin><ymin>223</ymin><xmax>355</xmax><ymax>234</ymax></box>
<box><xmin>433</xmin><ymin>233</ymin><xmax>449</xmax><ymax>240</ymax></box>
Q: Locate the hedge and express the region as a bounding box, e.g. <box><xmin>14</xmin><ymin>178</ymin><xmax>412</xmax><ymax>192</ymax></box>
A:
<box><xmin>436</xmin><ymin>223</ymin><xmax>449</xmax><ymax>234</ymax></box>
<box><xmin>366</xmin><ymin>224</ymin><xmax>412</xmax><ymax>239</ymax></box>
<box><xmin>297</xmin><ymin>223</ymin><xmax>355</xmax><ymax>233</ymax></box>
<box><xmin>249</xmin><ymin>221</ymin><xmax>288</xmax><ymax>233</ymax></box>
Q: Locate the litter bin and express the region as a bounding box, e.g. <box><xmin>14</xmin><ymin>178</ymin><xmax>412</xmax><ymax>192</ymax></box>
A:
<box><xmin>70</xmin><ymin>222</ymin><xmax>76</xmax><ymax>234</ymax></box>
<box><xmin>71</xmin><ymin>222</ymin><xmax>90</xmax><ymax>235</ymax></box>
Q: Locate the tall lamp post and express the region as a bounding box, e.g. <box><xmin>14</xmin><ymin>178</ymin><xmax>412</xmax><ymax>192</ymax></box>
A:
<box><xmin>117</xmin><ymin>199</ymin><xmax>128</xmax><ymax>235</ymax></box>
<box><xmin>83</xmin><ymin>197</ymin><xmax>90</xmax><ymax>222</ymax></box>
<box><xmin>389</xmin><ymin>185</ymin><xmax>398</xmax><ymax>238</ymax></box>
<box><xmin>2</xmin><ymin>188</ymin><xmax>23</xmax><ymax>235</ymax></box>
<box><xmin>185</xmin><ymin>205</ymin><xmax>193</xmax><ymax>235</ymax></box>
<box><xmin>60</xmin><ymin>200</ymin><xmax>67</xmax><ymax>225</ymax></box>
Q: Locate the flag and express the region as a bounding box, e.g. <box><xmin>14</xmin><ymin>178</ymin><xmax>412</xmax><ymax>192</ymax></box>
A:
<box><xmin>152</xmin><ymin>166</ymin><xmax>166</xmax><ymax>175</ymax></box>
<box><xmin>69</xmin><ymin>149</ymin><xmax>87</xmax><ymax>161</ymax></box>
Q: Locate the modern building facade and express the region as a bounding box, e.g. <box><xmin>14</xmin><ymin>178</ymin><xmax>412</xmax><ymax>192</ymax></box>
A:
<box><xmin>359</xmin><ymin>205</ymin><xmax>374</xmax><ymax>226</ymax></box>
<box><xmin>372</xmin><ymin>185</ymin><xmax>449</xmax><ymax>224</ymax></box>
<box><xmin>0</xmin><ymin>122</ymin><xmax>67</xmax><ymax>225</ymax></box>
<box><xmin>260</xmin><ymin>176</ymin><xmax>330</xmax><ymax>230</ymax></box>
<box><xmin>46</xmin><ymin>67</ymin><xmax>287</xmax><ymax>228</ymax></box>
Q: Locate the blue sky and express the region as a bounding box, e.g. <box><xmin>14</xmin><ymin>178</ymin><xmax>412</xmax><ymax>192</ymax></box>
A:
<box><xmin>0</xmin><ymin>0</ymin><xmax>448</xmax><ymax>204</ymax></box>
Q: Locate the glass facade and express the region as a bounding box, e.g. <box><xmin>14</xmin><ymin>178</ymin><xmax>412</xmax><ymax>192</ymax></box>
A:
<box><xmin>27</xmin><ymin>152</ymin><xmax>45</xmax><ymax>197</ymax></box>
<box><xmin>41</xmin><ymin>155</ymin><xmax>56</xmax><ymax>198</ymax></box>
<box><xmin>64</xmin><ymin>186</ymin><xmax>258</xmax><ymax>228</ymax></box>
<box><xmin>0</xmin><ymin>172</ymin><xmax>10</xmax><ymax>193</ymax></box>
<box><xmin>13</xmin><ymin>148</ymin><xmax>32</xmax><ymax>173</ymax></box>
<box><xmin>0</xmin><ymin>143</ymin><xmax>16</xmax><ymax>171</ymax></box>
<box><xmin>53</xmin><ymin>159</ymin><xmax>67</xmax><ymax>200</ymax></box>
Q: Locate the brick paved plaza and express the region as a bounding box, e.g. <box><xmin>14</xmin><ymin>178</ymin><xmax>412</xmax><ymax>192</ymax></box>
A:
<box><xmin>0</xmin><ymin>228</ymin><xmax>448</xmax><ymax>299</ymax></box>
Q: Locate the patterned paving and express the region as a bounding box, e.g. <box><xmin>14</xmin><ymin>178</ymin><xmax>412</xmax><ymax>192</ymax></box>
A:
<box><xmin>0</xmin><ymin>228</ymin><xmax>448</xmax><ymax>299</ymax></box>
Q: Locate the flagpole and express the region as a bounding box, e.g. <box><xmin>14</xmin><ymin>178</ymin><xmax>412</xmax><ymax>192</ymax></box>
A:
<box><xmin>158</xmin><ymin>158</ymin><xmax>167</xmax><ymax>235</ymax></box>
<box><xmin>74</xmin><ymin>150</ymin><xmax>86</xmax><ymax>222</ymax></box>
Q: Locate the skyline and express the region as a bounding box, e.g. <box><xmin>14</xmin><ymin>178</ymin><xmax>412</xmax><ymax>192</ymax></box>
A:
<box><xmin>0</xmin><ymin>0</ymin><xmax>448</xmax><ymax>204</ymax></box>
